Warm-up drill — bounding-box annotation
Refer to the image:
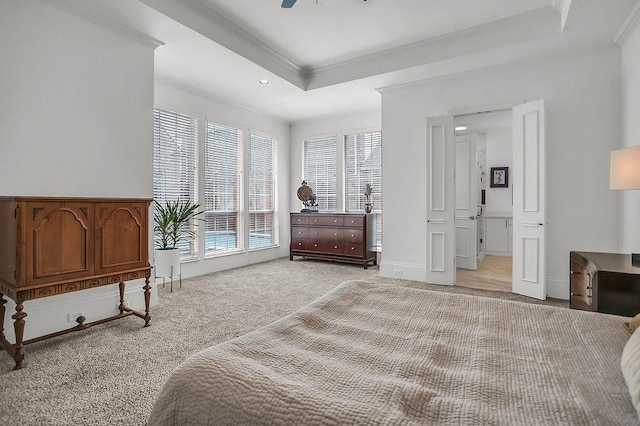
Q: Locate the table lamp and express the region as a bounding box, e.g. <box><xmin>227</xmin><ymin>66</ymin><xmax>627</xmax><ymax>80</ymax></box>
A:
<box><xmin>610</xmin><ymin>145</ymin><xmax>640</xmax><ymax>266</ymax></box>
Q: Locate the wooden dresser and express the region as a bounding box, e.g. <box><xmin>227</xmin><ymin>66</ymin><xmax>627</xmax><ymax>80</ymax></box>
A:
<box><xmin>0</xmin><ymin>197</ymin><xmax>152</xmax><ymax>369</ymax></box>
<box><xmin>570</xmin><ymin>251</ymin><xmax>640</xmax><ymax>317</ymax></box>
<box><xmin>290</xmin><ymin>213</ymin><xmax>376</xmax><ymax>269</ymax></box>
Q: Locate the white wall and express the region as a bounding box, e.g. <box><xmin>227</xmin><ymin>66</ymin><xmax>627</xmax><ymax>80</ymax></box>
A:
<box><xmin>620</xmin><ymin>21</ymin><xmax>640</xmax><ymax>252</ymax></box>
<box><xmin>289</xmin><ymin>110</ymin><xmax>381</xmax><ymax>213</ymax></box>
<box><xmin>154</xmin><ymin>79</ymin><xmax>291</xmax><ymax>278</ymax></box>
<box><xmin>485</xmin><ymin>128</ymin><xmax>513</xmax><ymax>215</ymax></box>
<box><xmin>380</xmin><ymin>47</ymin><xmax>622</xmax><ymax>299</ymax></box>
<box><xmin>0</xmin><ymin>1</ymin><xmax>155</xmax><ymax>340</ymax></box>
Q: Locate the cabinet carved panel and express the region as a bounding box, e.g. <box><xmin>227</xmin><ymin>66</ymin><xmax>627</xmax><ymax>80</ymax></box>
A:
<box><xmin>0</xmin><ymin>197</ymin><xmax>152</xmax><ymax>370</ymax></box>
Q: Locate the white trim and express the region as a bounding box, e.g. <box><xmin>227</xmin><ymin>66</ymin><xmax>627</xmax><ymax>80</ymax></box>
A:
<box><xmin>184</xmin><ymin>0</ymin><xmax>303</xmax><ymax>78</ymax></box>
<box><xmin>154</xmin><ymin>75</ymin><xmax>289</xmax><ymax>125</ymax></box>
<box><xmin>376</xmin><ymin>41</ymin><xmax>616</xmax><ymax>93</ymax></box>
<box><xmin>551</xmin><ymin>0</ymin><xmax>573</xmax><ymax>32</ymax></box>
<box><xmin>44</xmin><ymin>0</ymin><xmax>165</xmax><ymax>49</ymax></box>
<box><xmin>615</xmin><ymin>1</ymin><xmax>640</xmax><ymax>47</ymax></box>
<box><xmin>546</xmin><ymin>276</ymin><xmax>568</xmax><ymax>300</ymax></box>
<box><xmin>379</xmin><ymin>261</ymin><xmax>429</xmax><ymax>283</ymax></box>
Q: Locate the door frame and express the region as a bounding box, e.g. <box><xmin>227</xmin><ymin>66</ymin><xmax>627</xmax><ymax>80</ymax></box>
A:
<box><xmin>447</xmin><ymin>100</ymin><xmax>546</xmax><ymax>297</ymax></box>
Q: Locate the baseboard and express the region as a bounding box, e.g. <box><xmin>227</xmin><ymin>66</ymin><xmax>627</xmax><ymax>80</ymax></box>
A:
<box><xmin>546</xmin><ymin>276</ymin><xmax>568</xmax><ymax>300</ymax></box>
<box><xmin>2</xmin><ymin>279</ymin><xmax>156</xmax><ymax>342</ymax></box>
<box><xmin>379</xmin><ymin>261</ymin><xmax>427</xmax><ymax>282</ymax></box>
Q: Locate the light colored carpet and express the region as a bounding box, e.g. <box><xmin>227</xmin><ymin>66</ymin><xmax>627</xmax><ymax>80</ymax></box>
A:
<box><xmin>0</xmin><ymin>257</ymin><xmax>567</xmax><ymax>425</ymax></box>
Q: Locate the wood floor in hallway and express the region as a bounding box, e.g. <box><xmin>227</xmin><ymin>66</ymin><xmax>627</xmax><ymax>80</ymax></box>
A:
<box><xmin>456</xmin><ymin>255</ymin><xmax>512</xmax><ymax>292</ymax></box>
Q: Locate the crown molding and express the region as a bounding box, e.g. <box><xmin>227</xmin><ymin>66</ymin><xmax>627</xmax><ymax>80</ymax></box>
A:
<box><xmin>375</xmin><ymin>41</ymin><xmax>616</xmax><ymax>94</ymax></box>
<box><xmin>44</xmin><ymin>0</ymin><xmax>164</xmax><ymax>49</ymax></box>
<box><xmin>154</xmin><ymin>74</ymin><xmax>289</xmax><ymax>125</ymax></box>
<box><xmin>551</xmin><ymin>0</ymin><xmax>573</xmax><ymax>32</ymax></box>
<box><xmin>310</xmin><ymin>7</ymin><xmax>557</xmax><ymax>91</ymax></box>
<box><xmin>179</xmin><ymin>0</ymin><xmax>307</xmax><ymax>85</ymax></box>
<box><xmin>614</xmin><ymin>1</ymin><xmax>640</xmax><ymax>47</ymax></box>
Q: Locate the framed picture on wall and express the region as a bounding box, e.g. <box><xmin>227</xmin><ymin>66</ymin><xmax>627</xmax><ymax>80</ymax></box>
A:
<box><xmin>490</xmin><ymin>167</ymin><xmax>509</xmax><ymax>188</ymax></box>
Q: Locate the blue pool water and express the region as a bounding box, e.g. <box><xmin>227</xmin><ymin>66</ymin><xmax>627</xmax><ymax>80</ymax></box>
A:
<box><xmin>172</xmin><ymin>232</ymin><xmax>273</xmax><ymax>254</ymax></box>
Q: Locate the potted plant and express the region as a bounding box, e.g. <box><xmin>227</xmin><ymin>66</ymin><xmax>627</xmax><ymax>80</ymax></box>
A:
<box><xmin>153</xmin><ymin>198</ymin><xmax>203</xmax><ymax>283</ymax></box>
<box><xmin>364</xmin><ymin>183</ymin><xmax>373</xmax><ymax>213</ymax></box>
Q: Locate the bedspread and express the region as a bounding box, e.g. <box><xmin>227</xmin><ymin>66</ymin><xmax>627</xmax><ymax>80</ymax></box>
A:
<box><xmin>149</xmin><ymin>281</ymin><xmax>637</xmax><ymax>425</ymax></box>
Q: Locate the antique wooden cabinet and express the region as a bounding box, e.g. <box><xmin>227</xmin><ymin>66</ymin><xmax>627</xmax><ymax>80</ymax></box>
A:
<box><xmin>570</xmin><ymin>251</ymin><xmax>640</xmax><ymax>317</ymax></box>
<box><xmin>290</xmin><ymin>213</ymin><xmax>377</xmax><ymax>269</ymax></box>
<box><xmin>0</xmin><ymin>197</ymin><xmax>152</xmax><ymax>369</ymax></box>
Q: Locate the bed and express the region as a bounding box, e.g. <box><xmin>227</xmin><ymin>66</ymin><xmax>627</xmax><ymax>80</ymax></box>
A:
<box><xmin>148</xmin><ymin>280</ymin><xmax>640</xmax><ymax>425</ymax></box>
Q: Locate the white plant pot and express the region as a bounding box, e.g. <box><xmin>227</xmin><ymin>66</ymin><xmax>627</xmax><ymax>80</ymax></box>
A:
<box><xmin>154</xmin><ymin>248</ymin><xmax>181</xmax><ymax>278</ymax></box>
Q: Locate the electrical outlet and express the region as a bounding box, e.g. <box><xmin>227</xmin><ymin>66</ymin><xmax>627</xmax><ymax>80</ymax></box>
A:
<box><xmin>393</xmin><ymin>269</ymin><xmax>403</xmax><ymax>276</ymax></box>
<box><xmin>67</xmin><ymin>311</ymin><xmax>85</xmax><ymax>323</ymax></box>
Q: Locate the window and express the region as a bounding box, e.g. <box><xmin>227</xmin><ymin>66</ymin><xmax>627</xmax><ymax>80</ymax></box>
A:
<box><xmin>153</xmin><ymin>108</ymin><xmax>198</xmax><ymax>257</ymax></box>
<box><xmin>249</xmin><ymin>133</ymin><xmax>277</xmax><ymax>249</ymax></box>
<box><xmin>345</xmin><ymin>131</ymin><xmax>382</xmax><ymax>247</ymax></box>
<box><xmin>303</xmin><ymin>136</ymin><xmax>337</xmax><ymax>212</ymax></box>
<box><xmin>204</xmin><ymin>122</ymin><xmax>243</xmax><ymax>254</ymax></box>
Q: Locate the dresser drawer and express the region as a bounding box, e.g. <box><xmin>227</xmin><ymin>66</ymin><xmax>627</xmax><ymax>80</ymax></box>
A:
<box><xmin>570</xmin><ymin>260</ymin><xmax>592</xmax><ymax>310</ymax></box>
<box><xmin>292</xmin><ymin>215</ymin><xmax>309</xmax><ymax>225</ymax></box>
<box><xmin>291</xmin><ymin>227</ymin><xmax>309</xmax><ymax>239</ymax></box>
<box><xmin>342</xmin><ymin>229</ymin><xmax>363</xmax><ymax>242</ymax></box>
<box><xmin>320</xmin><ymin>241</ymin><xmax>343</xmax><ymax>254</ymax></box>
<box><xmin>309</xmin><ymin>215</ymin><xmax>344</xmax><ymax>227</ymax></box>
<box><xmin>344</xmin><ymin>216</ymin><xmax>364</xmax><ymax>228</ymax></box>
<box><xmin>342</xmin><ymin>243</ymin><xmax>364</xmax><ymax>257</ymax></box>
<box><xmin>309</xmin><ymin>227</ymin><xmax>342</xmax><ymax>241</ymax></box>
<box><xmin>290</xmin><ymin>239</ymin><xmax>309</xmax><ymax>251</ymax></box>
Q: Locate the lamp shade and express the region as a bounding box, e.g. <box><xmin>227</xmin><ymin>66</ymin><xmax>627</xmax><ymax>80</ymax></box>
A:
<box><xmin>610</xmin><ymin>146</ymin><xmax>640</xmax><ymax>190</ymax></box>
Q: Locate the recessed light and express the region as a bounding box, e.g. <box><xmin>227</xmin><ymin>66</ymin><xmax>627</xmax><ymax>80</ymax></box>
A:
<box><xmin>455</xmin><ymin>125</ymin><xmax>469</xmax><ymax>131</ymax></box>
<box><xmin>258</xmin><ymin>79</ymin><xmax>270</xmax><ymax>85</ymax></box>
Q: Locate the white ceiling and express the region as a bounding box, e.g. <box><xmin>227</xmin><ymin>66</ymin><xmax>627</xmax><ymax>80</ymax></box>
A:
<box><xmin>59</xmin><ymin>0</ymin><xmax>637</xmax><ymax>123</ymax></box>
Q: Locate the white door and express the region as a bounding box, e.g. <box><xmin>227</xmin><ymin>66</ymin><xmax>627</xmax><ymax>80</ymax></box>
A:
<box><xmin>455</xmin><ymin>134</ymin><xmax>477</xmax><ymax>270</ymax></box>
<box><xmin>426</xmin><ymin>115</ymin><xmax>455</xmax><ymax>284</ymax></box>
<box><xmin>512</xmin><ymin>99</ymin><xmax>546</xmax><ymax>300</ymax></box>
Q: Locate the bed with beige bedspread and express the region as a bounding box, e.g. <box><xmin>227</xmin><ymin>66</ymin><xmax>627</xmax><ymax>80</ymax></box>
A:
<box><xmin>149</xmin><ymin>280</ymin><xmax>639</xmax><ymax>425</ymax></box>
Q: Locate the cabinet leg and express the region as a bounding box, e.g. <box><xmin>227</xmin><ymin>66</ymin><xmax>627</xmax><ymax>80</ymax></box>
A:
<box><xmin>143</xmin><ymin>276</ymin><xmax>151</xmax><ymax>327</ymax></box>
<box><xmin>0</xmin><ymin>293</ymin><xmax>6</xmax><ymax>340</ymax></box>
<box><xmin>12</xmin><ymin>302</ymin><xmax>27</xmax><ymax>370</ymax></box>
<box><xmin>118</xmin><ymin>282</ymin><xmax>126</xmax><ymax>314</ymax></box>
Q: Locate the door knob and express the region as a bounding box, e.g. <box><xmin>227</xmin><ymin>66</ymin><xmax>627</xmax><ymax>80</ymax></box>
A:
<box><xmin>469</xmin><ymin>216</ymin><xmax>476</xmax><ymax>220</ymax></box>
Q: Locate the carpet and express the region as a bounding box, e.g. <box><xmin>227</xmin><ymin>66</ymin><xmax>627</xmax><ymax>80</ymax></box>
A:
<box><xmin>0</xmin><ymin>258</ymin><xmax>567</xmax><ymax>425</ymax></box>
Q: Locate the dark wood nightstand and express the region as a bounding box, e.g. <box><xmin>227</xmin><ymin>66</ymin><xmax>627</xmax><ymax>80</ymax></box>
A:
<box><xmin>570</xmin><ymin>251</ymin><xmax>640</xmax><ymax>317</ymax></box>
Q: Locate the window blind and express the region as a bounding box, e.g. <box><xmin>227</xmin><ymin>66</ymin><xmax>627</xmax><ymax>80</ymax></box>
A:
<box><xmin>204</xmin><ymin>122</ymin><xmax>243</xmax><ymax>254</ymax></box>
<box><xmin>303</xmin><ymin>136</ymin><xmax>337</xmax><ymax>212</ymax></box>
<box><xmin>153</xmin><ymin>107</ymin><xmax>198</xmax><ymax>257</ymax></box>
<box><xmin>249</xmin><ymin>133</ymin><xmax>277</xmax><ymax>249</ymax></box>
<box><xmin>345</xmin><ymin>131</ymin><xmax>382</xmax><ymax>248</ymax></box>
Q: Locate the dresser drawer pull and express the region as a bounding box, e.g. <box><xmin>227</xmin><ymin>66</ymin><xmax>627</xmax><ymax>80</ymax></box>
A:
<box><xmin>351</xmin><ymin>220</ymin><xmax>356</xmax><ymax>223</ymax></box>
<box><xmin>314</xmin><ymin>244</ymin><xmax>318</xmax><ymax>248</ymax></box>
<box><xmin>298</xmin><ymin>231</ymin><xmax>303</xmax><ymax>234</ymax></box>
<box><xmin>351</xmin><ymin>234</ymin><xmax>355</xmax><ymax>237</ymax></box>
<box><xmin>334</xmin><ymin>233</ymin><xmax>338</xmax><ymax>236</ymax></box>
<box><xmin>298</xmin><ymin>242</ymin><xmax>302</xmax><ymax>246</ymax></box>
<box><xmin>334</xmin><ymin>245</ymin><xmax>338</xmax><ymax>249</ymax></box>
<box><xmin>351</xmin><ymin>247</ymin><xmax>355</xmax><ymax>250</ymax></box>
<box><xmin>314</xmin><ymin>232</ymin><xmax>318</xmax><ymax>235</ymax></box>
<box><xmin>334</xmin><ymin>220</ymin><xmax>338</xmax><ymax>223</ymax></box>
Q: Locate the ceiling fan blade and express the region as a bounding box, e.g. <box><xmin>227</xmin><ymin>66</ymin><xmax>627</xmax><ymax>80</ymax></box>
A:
<box><xmin>281</xmin><ymin>0</ymin><xmax>297</xmax><ymax>8</ymax></box>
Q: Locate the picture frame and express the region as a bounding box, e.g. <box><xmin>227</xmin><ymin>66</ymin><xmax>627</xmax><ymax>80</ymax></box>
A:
<box><xmin>490</xmin><ymin>167</ymin><xmax>509</xmax><ymax>188</ymax></box>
